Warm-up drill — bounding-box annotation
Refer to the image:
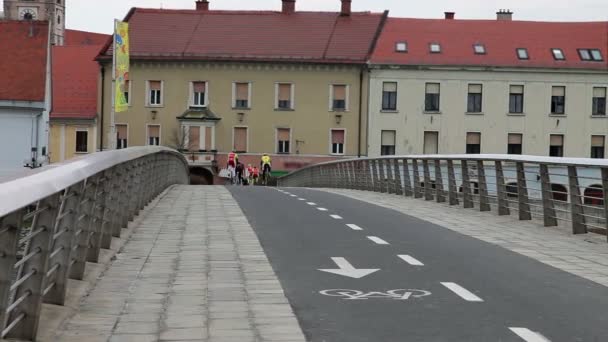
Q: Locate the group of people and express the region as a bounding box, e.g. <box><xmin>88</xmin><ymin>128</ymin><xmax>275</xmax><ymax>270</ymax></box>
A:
<box><xmin>226</xmin><ymin>151</ymin><xmax>272</xmax><ymax>185</ymax></box>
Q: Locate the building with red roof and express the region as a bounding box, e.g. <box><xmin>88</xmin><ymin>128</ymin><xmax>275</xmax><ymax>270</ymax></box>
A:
<box><xmin>367</xmin><ymin>11</ymin><xmax>608</xmax><ymax>159</ymax></box>
<box><xmin>97</xmin><ymin>0</ymin><xmax>387</xmax><ymax>184</ymax></box>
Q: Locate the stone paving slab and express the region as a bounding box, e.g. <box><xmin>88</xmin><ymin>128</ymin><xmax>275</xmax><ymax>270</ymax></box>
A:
<box><xmin>52</xmin><ymin>186</ymin><xmax>305</xmax><ymax>342</ymax></box>
<box><xmin>317</xmin><ymin>188</ymin><xmax>608</xmax><ymax>288</ymax></box>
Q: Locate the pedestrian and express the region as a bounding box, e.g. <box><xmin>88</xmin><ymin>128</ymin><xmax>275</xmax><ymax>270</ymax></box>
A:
<box><xmin>235</xmin><ymin>162</ymin><xmax>244</xmax><ymax>185</ymax></box>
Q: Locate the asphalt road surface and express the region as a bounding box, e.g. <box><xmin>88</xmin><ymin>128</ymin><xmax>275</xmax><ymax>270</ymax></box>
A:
<box><xmin>229</xmin><ymin>186</ymin><xmax>608</xmax><ymax>342</ymax></box>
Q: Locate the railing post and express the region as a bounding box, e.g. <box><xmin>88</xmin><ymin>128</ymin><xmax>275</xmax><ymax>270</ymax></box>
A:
<box><xmin>365</xmin><ymin>160</ymin><xmax>373</xmax><ymax>191</ymax></box>
<box><xmin>0</xmin><ymin>211</ymin><xmax>22</xmax><ymax>331</ymax></box>
<box><xmin>351</xmin><ymin>161</ymin><xmax>359</xmax><ymax>190</ymax></box>
<box><xmin>602</xmin><ymin>168</ymin><xmax>608</xmax><ymax>243</ymax></box>
<box><xmin>539</xmin><ymin>163</ymin><xmax>558</xmax><ymax>226</ymax></box>
<box><xmin>412</xmin><ymin>159</ymin><xmax>423</xmax><ymax>198</ymax></box>
<box><xmin>495</xmin><ymin>161</ymin><xmax>510</xmax><ymax>216</ymax></box>
<box><xmin>477</xmin><ymin>160</ymin><xmax>491</xmax><ymax>212</ymax></box>
<box><xmin>393</xmin><ymin>159</ymin><xmax>403</xmax><ymax>195</ymax></box>
<box><xmin>402</xmin><ymin>158</ymin><xmax>413</xmax><ymax>197</ymax></box>
<box><xmin>70</xmin><ymin>177</ymin><xmax>99</xmax><ymax>280</ymax></box>
<box><xmin>447</xmin><ymin>160</ymin><xmax>459</xmax><ymax>205</ymax></box>
<box><xmin>110</xmin><ymin>166</ymin><xmax>124</xmax><ymax>238</ymax></box>
<box><xmin>99</xmin><ymin>170</ymin><xmax>114</xmax><ymax>249</ymax></box>
<box><xmin>568</xmin><ymin>165</ymin><xmax>587</xmax><ymax>234</ymax></box>
<box><xmin>86</xmin><ymin>176</ymin><xmax>106</xmax><ymax>263</ymax></box>
<box><xmin>434</xmin><ymin>160</ymin><xmax>446</xmax><ymax>203</ymax></box>
<box><xmin>385</xmin><ymin>159</ymin><xmax>395</xmax><ymax>194</ymax></box>
<box><xmin>422</xmin><ymin>160</ymin><xmax>433</xmax><ymax>201</ymax></box>
<box><xmin>43</xmin><ymin>182</ymin><xmax>85</xmax><ymax>306</ymax></box>
<box><xmin>516</xmin><ymin>162</ymin><xmax>532</xmax><ymax>220</ymax></box>
<box><xmin>461</xmin><ymin>160</ymin><xmax>474</xmax><ymax>208</ymax></box>
<box><xmin>5</xmin><ymin>194</ymin><xmax>60</xmax><ymax>340</ymax></box>
<box><xmin>378</xmin><ymin>159</ymin><xmax>387</xmax><ymax>193</ymax></box>
<box><xmin>371</xmin><ymin>160</ymin><xmax>380</xmax><ymax>192</ymax></box>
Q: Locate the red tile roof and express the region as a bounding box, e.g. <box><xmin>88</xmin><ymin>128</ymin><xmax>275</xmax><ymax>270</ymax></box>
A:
<box><xmin>99</xmin><ymin>8</ymin><xmax>386</xmax><ymax>64</ymax></box>
<box><xmin>50</xmin><ymin>45</ymin><xmax>101</xmax><ymax>120</ymax></box>
<box><xmin>65</xmin><ymin>29</ymin><xmax>109</xmax><ymax>46</ymax></box>
<box><xmin>371</xmin><ymin>18</ymin><xmax>608</xmax><ymax>70</ymax></box>
<box><xmin>0</xmin><ymin>21</ymin><xmax>48</xmax><ymax>102</ymax></box>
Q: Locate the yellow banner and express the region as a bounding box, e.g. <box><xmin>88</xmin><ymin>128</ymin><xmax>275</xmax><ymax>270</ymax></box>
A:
<box><xmin>114</xmin><ymin>21</ymin><xmax>130</xmax><ymax>113</ymax></box>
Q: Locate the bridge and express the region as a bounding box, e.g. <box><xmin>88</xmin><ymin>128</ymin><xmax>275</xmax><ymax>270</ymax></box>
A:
<box><xmin>1</xmin><ymin>148</ymin><xmax>608</xmax><ymax>341</ymax></box>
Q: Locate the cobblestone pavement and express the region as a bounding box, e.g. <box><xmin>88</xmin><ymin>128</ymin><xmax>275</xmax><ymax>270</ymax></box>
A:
<box><xmin>318</xmin><ymin>188</ymin><xmax>608</xmax><ymax>288</ymax></box>
<box><xmin>53</xmin><ymin>185</ymin><xmax>305</xmax><ymax>342</ymax></box>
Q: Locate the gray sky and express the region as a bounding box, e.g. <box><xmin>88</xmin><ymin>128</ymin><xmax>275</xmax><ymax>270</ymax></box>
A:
<box><xmin>2</xmin><ymin>0</ymin><xmax>607</xmax><ymax>33</ymax></box>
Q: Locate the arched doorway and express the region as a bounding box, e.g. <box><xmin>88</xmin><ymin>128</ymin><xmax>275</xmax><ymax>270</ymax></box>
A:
<box><xmin>551</xmin><ymin>184</ymin><xmax>568</xmax><ymax>202</ymax></box>
<box><xmin>190</xmin><ymin>167</ymin><xmax>214</xmax><ymax>185</ymax></box>
<box><xmin>584</xmin><ymin>184</ymin><xmax>604</xmax><ymax>206</ymax></box>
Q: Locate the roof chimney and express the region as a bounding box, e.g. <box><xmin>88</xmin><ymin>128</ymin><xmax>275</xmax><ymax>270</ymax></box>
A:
<box><xmin>340</xmin><ymin>0</ymin><xmax>352</xmax><ymax>16</ymax></box>
<box><xmin>195</xmin><ymin>0</ymin><xmax>209</xmax><ymax>11</ymax></box>
<box><xmin>444</xmin><ymin>12</ymin><xmax>455</xmax><ymax>20</ymax></box>
<box><xmin>282</xmin><ymin>0</ymin><xmax>295</xmax><ymax>14</ymax></box>
<box><xmin>496</xmin><ymin>9</ymin><xmax>513</xmax><ymax>21</ymax></box>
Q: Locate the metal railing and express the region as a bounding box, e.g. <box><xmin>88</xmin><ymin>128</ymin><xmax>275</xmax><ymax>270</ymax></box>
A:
<box><xmin>278</xmin><ymin>154</ymin><xmax>608</xmax><ymax>242</ymax></box>
<box><xmin>0</xmin><ymin>147</ymin><xmax>189</xmax><ymax>341</ymax></box>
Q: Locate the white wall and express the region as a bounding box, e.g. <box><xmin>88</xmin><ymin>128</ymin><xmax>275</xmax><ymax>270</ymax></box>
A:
<box><xmin>368</xmin><ymin>67</ymin><xmax>608</xmax><ymax>157</ymax></box>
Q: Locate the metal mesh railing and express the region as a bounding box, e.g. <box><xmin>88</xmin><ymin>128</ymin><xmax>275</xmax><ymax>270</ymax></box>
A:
<box><xmin>0</xmin><ymin>147</ymin><xmax>189</xmax><ymax>341</ymax></box>
<box><xmin>278</xmin><ymin>154</ymin><xmax>608</xmax><ymax>243</ymax></box>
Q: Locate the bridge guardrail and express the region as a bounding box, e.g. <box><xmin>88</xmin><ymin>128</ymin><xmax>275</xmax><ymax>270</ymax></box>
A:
<box><xmin>278</xmin><ymin>154</ymin><xmax>608</xmax><ymax>242</ymax></box>
<box><xmin>0</xmin><ymin>147</ymin><xmax>189</xmax><ymax>341</ymax></box>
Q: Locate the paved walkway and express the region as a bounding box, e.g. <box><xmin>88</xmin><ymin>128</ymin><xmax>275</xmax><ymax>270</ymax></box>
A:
<box><xmin>319</xmin><ymin>188</ymin><xmax>608</xmax><ymax>288</ymax></box>
<box><xmin>53</xmin><ymin>186</ymin><xmax>305</xmax><ymax>342</ymax></box>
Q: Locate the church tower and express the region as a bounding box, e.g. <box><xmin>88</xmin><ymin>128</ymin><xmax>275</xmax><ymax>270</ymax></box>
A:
<box><xmin>3</xmin><ymin>0</ymin><xmax>66</xmax><ymax>45</ymax></box>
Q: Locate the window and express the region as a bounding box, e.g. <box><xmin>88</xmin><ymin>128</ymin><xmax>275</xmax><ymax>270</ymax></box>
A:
<box><xmin>233</xmin><ymin>127</ymin><xmax>248</xmax><ymax>153</ymax></box>
<box><xmin>551</xmin><ymin>86</ymin><xmax>566</xmax><ymax>114</ymax></box>
<box><xmin>429</xmin><ymin>43</ymin><xmax>441</xmax><ymax>53</ymax></box>
<box><xmin>276</xmin><ymin>83</ymin><xmax>293</xmax><ymax>110</ymax></box>
<box><xmin>516</xmin><ymin>48</ymin><xmax>529</xmax><ymax>60</ymax></box>
<box><xmin>549</xmin><ymin>134</ymin><xmax>564</xmax><ymax>157</ymax></box>
<box><xmin>123</xmin><ymin>80</ymin><xmax>130</xmax><ymax>105</ymax></box>
<box><xmin>331</xmin><ymin>84</ymin><xmax>348</xmax><ymax>111</ymax></box>
<box><xmin>423</xmin><ymin>131</ymin><xmax>439</xmax><ymax>154</ymax></box>
<box><xmin>76</xmin><ymin>130</ymin><xmax>88</xmax><ymax>153</ymax></box>
<box><xmin>382</xmin><ymin>82</ymin><xmax>397</xmax><ymax>111</ymax></box>
<box><xmin>116</xmin><ymin>124</ymin><xmax>128</xmax><ymax>149</ymax></box>
<box><xmin>551</xmin><ymin>48</ymin><xmax>565</xmax><ymax>60</ymax></box>
<box><xmin>466</xmin><ymin>132</ymin><xmax>481</xmax><ymax>154</ymax></box>
<box><xmin>592</xmin><ymin>87</ymin><xmax>607</xmax><ymax>116</ymax></box>
<box><xmin>467</xmin><ymin>84</ymin><xmax>483</xmax><ymax>113</ymax></box>
<box><xmin>148</xmin><ymin>81</ymin><xmax>162</xmax><ymax>106</ymax></box>
<box><xmin>508</xmin><ymin>133</ymin><xmax>523</xmax><ymax>155</ymax></box>
<box><xmin>579</xmin><ymin>49</ymin><xmax>604</xmax><ymax>61</ymax></box>
<box><xmin>148</xmin><ymin>125</ymin><xmax>160</xmax><ymax>146</ymax></box>
<box><xmin>188</xmin><ymin>126</ymin><xmax>200</xmax><ymax>152</ymax></box>
<box><xmin>509</xmin><ymin>85</ymin><xmax>524</xmax><ymax>113</ymax></box>
<box><xmin>473</xmin><ymin>44</ymin><xmax>486</xmax><ymax>54</ymax></box>
<box><xmin>277</xmin><ymin>128</ymin><xmax>291</xmax><ymax>154</ymax></box>
<box><xmin>380</xmin><ymin>130</ymin><xmax>396</xmax><ymax>156</ymax></box>
<box><xmin>395</xmin><ymin>42</ymin><xmax>408</xmax><ymax>52</ymax></box>
<box><xmin>591</xmin><ymin>135</ymin><xmax>605</xmax><ymax>159</ymax></box>
<box><xmin>331</xmin><ymin>129</ymin><xmax>345</xmax><ymax>155</ymax></box>
<box><xmin>425</xmin><ymin>83</ymin><xmax>440</xmax><ymax>112</ymax></box>
<box><xmin>57</xmin><ymin>15</ymin><xmax>61</xmax><ymax>25</ymax></box>
<box><xmin>191</xmin><ymin>82</ymin><xmax>207</xmax><ymax>107</ymax></box>
<box><xmin>234</xmin><ymin>82</ymin><xmax>250</xmax><ymax>108</ymax></box>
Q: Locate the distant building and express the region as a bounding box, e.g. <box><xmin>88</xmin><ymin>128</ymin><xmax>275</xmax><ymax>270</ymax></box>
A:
<box><xmin>367</xmin><ymin>11</ymin><xmax>608</xmax><ymax>158</ymax></box>
<box><xmin>3</xmin><ymin>0</ymin><xmax>65</xmax><ymax>45</ymax></box>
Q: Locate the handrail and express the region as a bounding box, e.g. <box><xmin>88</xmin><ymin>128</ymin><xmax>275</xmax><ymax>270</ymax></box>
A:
<box><xmin>0</xmin><ymin>146</ymin><xmax>190</xmax><ymax>341</ymax></box>
<box><xmin>278</xmin><ymin>154</ymin><xmax>608</xmax><ymax>245</ymax></box>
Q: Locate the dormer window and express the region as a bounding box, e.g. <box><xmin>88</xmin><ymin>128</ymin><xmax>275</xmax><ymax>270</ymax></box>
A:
<box><xmin>579</xmin><ymin>49</ymin><xmax>603</xmax><ymax>61</ymax></box>
<box><xmin>516</xmin><ymin>48</ymin><xmax>529</xmax><ymax>60</ymax></box>
<box><xmin>395</xmin><ymin>42</ymin><xmax>408</xmax><ymax>53</ymax></box>
<box><xmin>473</xmin><ymin>44</ymin><xmax>486</xmax><ymax>54</ymax></box>
<box><xmin>552</xmin><ymin>48</ymin><xmax>565</xmax><ymax>60</ymax></box>
<box><xmin>429</xmin><ymin>43</ymin><xmax>441</xmax><ymax>54</ymax></box>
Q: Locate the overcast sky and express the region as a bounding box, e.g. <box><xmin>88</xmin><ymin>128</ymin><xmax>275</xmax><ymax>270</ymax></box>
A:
<box><xmin>2</xmin><ymin>0</ymin><xmax>607</xmax><ymax>33</ymax></box>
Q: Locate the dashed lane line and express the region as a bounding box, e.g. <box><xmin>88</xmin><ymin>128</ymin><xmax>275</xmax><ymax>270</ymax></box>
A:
<box><xmin>440</xmin><ymin>282</ymin><xmax>484</xmax><ymax>302</ymax></box>
<box><xmin>317</xmin><ymin>208</ymin><xmax>329</xmax><ymax>212</ymax></box>
<box><xmin>346</xmin><ymin>224</ymin><xmax>363</xmax><ymax>231</ymax></box>
<box><xmin>398</xmin><ymin>255</ymin><xmax>424</xmax><ymax>266</ymax></box>
<box><xmin>367</xmin><ymin>236</ymin><xmax>389</xmax><ymax>245</ymax></box>
<box><xmin>509</xmin><ymin>328</ymin><xmax>551</xmax><ymax>342</ymax></box>
<box><xmin>307</xmin><ymin>202</ymin><xmax>317</xmax><ymax>206</ymax></box>
<box><xmin>330</xmin><ymin>215</ymin><xmax>343</xmax><ymax>220</ymax></box>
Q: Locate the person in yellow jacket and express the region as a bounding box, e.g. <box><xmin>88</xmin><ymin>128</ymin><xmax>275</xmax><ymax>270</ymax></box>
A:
<box><xmin>260</xmin><ymin>154</ymin><xmax>272</xmax><ymax>184</ymax></box>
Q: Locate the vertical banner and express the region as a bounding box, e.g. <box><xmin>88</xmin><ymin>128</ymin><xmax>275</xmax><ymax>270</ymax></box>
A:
<box><xmin>114</xmin><ymin>21</ymin><xmax>130</xmax><ymax>113</ymax></box>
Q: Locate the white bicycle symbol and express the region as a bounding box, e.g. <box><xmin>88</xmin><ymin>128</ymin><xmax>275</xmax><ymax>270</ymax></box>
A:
<box><xmin>319</xmin><ymin>289</ymin><xmax>431</xmax><ymax>300</ymax></box>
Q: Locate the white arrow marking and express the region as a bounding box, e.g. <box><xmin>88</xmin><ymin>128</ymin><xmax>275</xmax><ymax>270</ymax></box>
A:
<box><xmin>318</xmin><ymin>257</ymin><xmax>380</xmax><ymax>279</ymax></box>
<box><xmin>509</xmin><ymin>328</ymin><xmax>551</xmax><ymax>342</ymax></box>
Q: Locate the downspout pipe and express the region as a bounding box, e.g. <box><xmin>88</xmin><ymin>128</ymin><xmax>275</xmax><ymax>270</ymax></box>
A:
<box><xmin>100</xmin><ymin>65</ymin><xmax>105</xmax><ymax>151</ymax></box>
<box><xmin>357</xmin><ymin>67</ymin><xmax>363</xmax><ymax>158</ymax></box>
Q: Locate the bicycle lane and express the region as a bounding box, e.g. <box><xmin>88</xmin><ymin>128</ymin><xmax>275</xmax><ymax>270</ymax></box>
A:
<box><xmin>226</xmin><ymin>186</ymin><xmax>608</xmax><ymax>342</ymax></box>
